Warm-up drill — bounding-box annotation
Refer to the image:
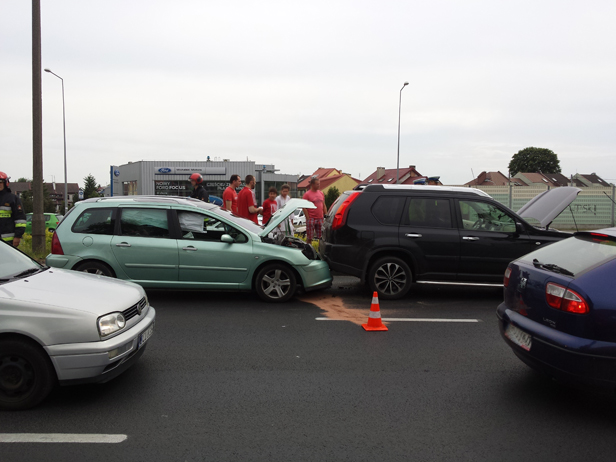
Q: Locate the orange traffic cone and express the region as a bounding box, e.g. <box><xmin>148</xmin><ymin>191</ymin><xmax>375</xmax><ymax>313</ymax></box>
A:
<box><xmin>362</xmin><ymin>292</ymin><xmax>388</xmax><ymax>331</ymax></box>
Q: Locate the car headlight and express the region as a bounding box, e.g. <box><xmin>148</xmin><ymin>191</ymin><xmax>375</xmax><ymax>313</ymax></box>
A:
<box><xmin>98</xmin><ymin>312</ymin><xmax>126</xmax><ymax>337</ymax></box>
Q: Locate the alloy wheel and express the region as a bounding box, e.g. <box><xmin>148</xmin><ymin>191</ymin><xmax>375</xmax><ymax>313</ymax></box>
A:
<box><xmin>374</xmin><ymin>262</ymin><xmax>407</xmax><ymax>296</ymax></box>
<box><xmin>261</xmin><ymin>269</ymin><xmax>292</xmax><ymax>299</ymax></box>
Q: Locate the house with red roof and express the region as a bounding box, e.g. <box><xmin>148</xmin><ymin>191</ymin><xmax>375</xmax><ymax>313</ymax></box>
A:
<box><xmin>362</xmin><ymin>165</ymin><xmax>441</xmax><ymax>185</ymax></box>
<box><xmin>297</xmin><ymin>168</ymin><xmax>360</xmax><ymax>195</ymax></box>
<box><xmin>465</xmin><ymin>171</ymin><xmax>517</xmax><ymax>186</ymax></box>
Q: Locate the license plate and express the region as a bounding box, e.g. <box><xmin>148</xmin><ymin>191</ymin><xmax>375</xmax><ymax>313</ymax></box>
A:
<box><xmin>505</xmin><ymin>323</ymin><xmax>532</xmax><ymax>351</ymax></box>
<box><xmin>138</xmin><ymin>323</ymin><xmax>154</xmax><ymax>349</ymax></box>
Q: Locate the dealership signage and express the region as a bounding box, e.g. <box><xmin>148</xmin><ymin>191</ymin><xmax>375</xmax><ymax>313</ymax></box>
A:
<box><xmin>155</xmin><ymin>166</ymin><xmax>226</xmax><ymax>175</ymax></box>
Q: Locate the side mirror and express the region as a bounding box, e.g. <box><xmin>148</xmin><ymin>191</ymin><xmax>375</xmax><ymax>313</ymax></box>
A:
<box><xmin>515</xmin><ymin>222</ymin><xmax>525</xmax><ymax>234</ymax></box>
<box><xmin>221</xmin><ymin>234</ymin><xmax>234</xmax><ymax>244</ymax></box>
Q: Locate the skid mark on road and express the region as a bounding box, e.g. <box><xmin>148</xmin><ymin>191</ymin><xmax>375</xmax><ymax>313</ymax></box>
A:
<box><xmin>299</xmin><ymin>292</ymin><xmax>369</xmax><ymax>326</ymax></box>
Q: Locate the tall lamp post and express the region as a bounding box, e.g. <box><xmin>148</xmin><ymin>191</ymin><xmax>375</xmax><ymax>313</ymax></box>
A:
<box><xmin>44</xmin><ymin>68</ymin><xmax>68</xmax><ymax>214</ymax></box>
<box><xmin>396</xmin><ymin>81</ymin><xmax>409</xmax><ymax>184</ymax></box>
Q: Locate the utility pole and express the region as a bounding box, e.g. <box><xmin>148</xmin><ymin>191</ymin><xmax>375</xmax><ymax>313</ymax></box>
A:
<box><xmin>32</xmin><ymin>0</ymin><xmax>45</xmax><ymax>254</ymax></box>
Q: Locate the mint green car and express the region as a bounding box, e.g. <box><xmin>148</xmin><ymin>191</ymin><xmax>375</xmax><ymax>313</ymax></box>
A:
<box><xmin>45</xmin><ymin>197</ymin><xmax>331</xmax><ymax>302</ymax></box>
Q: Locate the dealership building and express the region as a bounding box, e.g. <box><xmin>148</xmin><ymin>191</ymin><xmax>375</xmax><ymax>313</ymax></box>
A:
<box><xmin>109</xmin><ymin>160</ymin><xmax>299</xmax><ymax>203</ymax></box>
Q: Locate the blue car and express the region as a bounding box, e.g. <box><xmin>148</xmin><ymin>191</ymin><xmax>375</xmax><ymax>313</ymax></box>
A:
<box><xmin>497</xmin><ymin>229</ymin><xmax>616</xmax><ymax>389</ymax></box>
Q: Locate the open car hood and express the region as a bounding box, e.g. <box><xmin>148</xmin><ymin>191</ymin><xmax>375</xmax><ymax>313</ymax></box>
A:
<box><xmin>259</xmin><ymin>198</ymin><xmax>315</xmax><ymax>237</ymax></box>
<box><xmin>517</xmin><ymin>186</ymin><xmax>581</xmax><ymax>228</ymax></box>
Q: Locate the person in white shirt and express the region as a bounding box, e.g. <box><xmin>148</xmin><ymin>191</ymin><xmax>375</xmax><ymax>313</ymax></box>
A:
<box><xmin>275</xmin><ymin>184</ymin><xmax>294</xmax><ymax>237</ymax></box>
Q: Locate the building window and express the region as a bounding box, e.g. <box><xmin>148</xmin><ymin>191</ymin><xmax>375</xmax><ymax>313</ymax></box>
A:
<box><xmin>123</xmin><ymin>181</ymin><xmax>138</xmax><ymax>195</ymax></box>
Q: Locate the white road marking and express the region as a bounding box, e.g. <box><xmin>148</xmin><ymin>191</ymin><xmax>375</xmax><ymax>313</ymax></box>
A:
<box><xmin>0</xmin><ymin>434</ymin><xmax>128</xmax><ymax>444</ymax></box>
<box><xmin>316</xmin><ymin>317</ymin><xmax>480</xmax><ymax>323</ymax></box>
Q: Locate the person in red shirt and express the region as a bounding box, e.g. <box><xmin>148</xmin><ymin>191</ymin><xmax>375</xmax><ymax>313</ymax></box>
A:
<box><xmin>302</xmin><ymin>176</ymin><xmax>327</xmax><ymax>242</ymax></box>
<box><xmin>222</xmin><ymin>174</ymin><xmax>241</xmax><ymax>214</ymax></box>
<box><xmin>261</xmin><ymin>187</ymin><xmax>278</xmax><ymax>225</ymax></box>
<box><xmin>237</xmin><ymin>175</ymin><xmax>262</xmax><ymax>224</ymax></box>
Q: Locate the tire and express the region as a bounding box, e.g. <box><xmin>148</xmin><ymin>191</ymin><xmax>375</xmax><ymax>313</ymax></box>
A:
<box><xmin>255</xmin><ymin>263</ymin><xmax>297</xmax><ymax>303</ymax></box>
<box><xmin>0</xmin><ymin>339</ymin><xmax>56</xmax><ymax>410</ymax></box>
<box><xmin>368</xmin><ymin>256</ymin><xmax>413</xmax><ymax>300</ymax></box>
<box><xmin>73</xmin><ymin>261</ymin><xmax>115</xmax><ymax>277</ymax></box>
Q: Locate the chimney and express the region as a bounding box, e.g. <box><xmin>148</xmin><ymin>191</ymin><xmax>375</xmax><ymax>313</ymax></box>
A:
<box><xmin>377</xmin><ymin>167</ymin><xmax>386</xmax><ymax>179</ymax></box>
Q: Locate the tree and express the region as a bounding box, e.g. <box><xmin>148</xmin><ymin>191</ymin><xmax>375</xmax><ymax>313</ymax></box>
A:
<box><xmin>508</xmin><ymin>147</ymin><xmax>561</xmax><ymax>177</ymax></box>
<box><xmin>17</xmin><ymin>177</ymin><xmax>31</xmax><ymax>182</ymax></box>
<box><xmin>83</xmin><ymin>174</ymin><xmax>100</xmax><ymax>199</ymax></box>
<box><xmin>20</xmin><ymin>182</ymin><xmax>56</xmax><ymax>213</ymax></box>
<box><xmin>324</xmin><ymin>187</ymin><xmax>341</xmax><ymax>210</ymax></box>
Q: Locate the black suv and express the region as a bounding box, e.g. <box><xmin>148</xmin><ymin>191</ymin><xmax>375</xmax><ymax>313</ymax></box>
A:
<box><xmin>320</xmin><ymin>185</ymin><xmax>576</xmax><ymax>299</ymax></box>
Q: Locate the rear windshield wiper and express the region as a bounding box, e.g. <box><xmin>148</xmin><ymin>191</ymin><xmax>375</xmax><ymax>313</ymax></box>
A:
<box><xmin>532</xmin><ymin>259</ymin><xmax>574</xmax><ymax>277</ymax></box>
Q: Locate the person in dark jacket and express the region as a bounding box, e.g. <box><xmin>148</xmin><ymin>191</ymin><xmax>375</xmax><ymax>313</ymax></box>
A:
<box><xmin>189</xmin><ymin>173</ymin><xmax>209</xmax><ymax>202</ymax></box>
<box><xmin>0</xmin><ymin>172</ymin><xmax>27</xmax><ymax>247</ymax></box>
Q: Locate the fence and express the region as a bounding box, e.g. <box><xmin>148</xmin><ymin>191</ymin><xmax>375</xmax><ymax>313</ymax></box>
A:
<box><xmin>450</xmin><ymin>185</ymin><xmax>616</xmax><ymax>230</ymax></box>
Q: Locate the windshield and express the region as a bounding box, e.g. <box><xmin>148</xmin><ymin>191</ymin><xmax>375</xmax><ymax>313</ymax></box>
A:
<box><xmin>0</xmin><ymin>242</ymin><xmax>42</xmax><ymax>280</ymax></box>
<box><xmin>206</xmin><ymin>207</ymin><xmax>264</xmax><ymax>234</ymax></box>
<box><xmin>519</xmin><ymin>235</ymin><xmax>616</xmax><ymax>277</ymax></box>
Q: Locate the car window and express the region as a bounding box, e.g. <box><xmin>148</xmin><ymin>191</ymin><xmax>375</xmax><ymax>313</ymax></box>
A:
<box><xmin>72</xmin><ymin>208</ymin><xmax>116</xmax><ymax>235</ymax></box>
<box><xmin>403</xmin><ymin>198</ymin><xmax>452</xmax><ymax>228</ymax></box>
<box><xmin>519</xmin><ymin>235</ymin><xmax>616</xmax><ymax>276</ymax></box>
<box><xmin>0</xmin><ymin>241</ymin><xmax>41</xmax><ymax>280</ymax></box>
<box><xmin>177</xmin><ymin>211</ymin><xmax>247</xmax><ymax>243</ymax></box>
<box><xmin>120</xmin><ymin>208</ymin><xmax>170</xmax><ymax>238</ymax></box>
<box><xmin>459</xmin><ymin>200</ymin><xmax>515</xmax><ymax>232</ymax></box>
<box><xmin>372</xmin><ymin>196</ymin><xmax>405</xmax><ymax>225</ymax></box>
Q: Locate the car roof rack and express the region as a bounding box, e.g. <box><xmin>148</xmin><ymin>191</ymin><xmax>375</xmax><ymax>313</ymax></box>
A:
<box><xmin>362</xmin><ymin>184</ymin><xmax>491</xmax><ymax>197</ymax></box>
<box><xmin>83</xmin><ymin>195</ymin><xmax>217</xmax><ymax>208</ymax></box>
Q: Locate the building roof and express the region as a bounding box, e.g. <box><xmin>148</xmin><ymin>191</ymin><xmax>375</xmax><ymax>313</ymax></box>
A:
<box><xmin>297</xmin><ymin>168</ymin><xmax>342</xmax><ymax>189</ymax></box>
<box><xmin>318</xmin><ymin>174</ymin><xmax>361</xmax><ymax>190</ymax></box>
<box><xmin>363</xmin><ymin>166</ymin><xmax>424</xmax><ymax>185</ymax></box>
<box><xmin>577</xmin><ymin>173</ymin><xmax>611</xmax><ymax>187</ymax></box>
<box><xmin>465</xmin><ymin>171</ymin><xmax>515</xmax><ymax>186</ymax></box>
<box><xmin>44</xmin><ymin>182</ymin><xmax>80</xmax><ymax>195</ymax></box>
<box><xmin>9</xmin><ymin>182</ymin><xmax>31</xmax><ymax>195</ymax></box>
<box><xmin>515</xmin><ymin>172</ymin><xmax>560</xmax><ymax>187</ymax></box>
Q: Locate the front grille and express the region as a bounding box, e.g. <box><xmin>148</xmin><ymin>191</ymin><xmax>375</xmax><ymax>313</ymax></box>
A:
<box><xmin>122</xmin><ymin>297</ymin><xmax>147</xmax><ymax>321</ymax></box>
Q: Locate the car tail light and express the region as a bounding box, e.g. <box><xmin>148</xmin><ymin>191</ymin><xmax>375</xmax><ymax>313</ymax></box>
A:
<box><xmin>51</xmin><ymin>232</ymin><xmax>64</xmax><ymax>255</ymax></box>
<box><xmin>503</xmin><ymin>267</ymin><xmax>511</xmax><ymax>287</ymax></box>
<box><xmin>545</xmin><ymin>282</ymin><xmax>588</xmax><ymax>314</ymax></box>
<box><xmin>331</xmin><ymin>193</ymin><xmax>360</xmax><ymax>230</ymax></box>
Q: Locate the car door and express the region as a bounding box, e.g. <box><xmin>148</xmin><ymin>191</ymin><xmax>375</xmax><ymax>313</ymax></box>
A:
<box><xmin>175</xmin><ymin>210</ymin><xmax>256</xmax><ymax>286</ymax></box>
<box><xmin>456</xmin><ymin>199</ymin><xmax>534</xmax><ymax>282</ymax></box>
<box><xmin>398</xmin><ymin>196</ymin><xmax>459</xmax><ymax>280</ymax></box>
<box><xmin>110</xmin><ymin>207</ymin><xmax>179</xmax><ymax>282</ymax></box>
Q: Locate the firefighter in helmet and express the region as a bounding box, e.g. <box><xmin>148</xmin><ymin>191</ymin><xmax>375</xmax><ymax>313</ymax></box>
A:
<box><xmin>0</xmin><ymin>172</ymin><xmax>27</xmax><ymax>247</ymax></box>
<box><xmin>189</xmin><ymin>173</ymin><xmax>209</xmax><ymax>202</ymax></box>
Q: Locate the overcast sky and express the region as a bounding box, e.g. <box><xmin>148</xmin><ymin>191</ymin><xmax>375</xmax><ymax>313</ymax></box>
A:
<box><xmin>2</xmin><ymin>0</ymin><xmax>615</xmax><ymax>187</ymax></box>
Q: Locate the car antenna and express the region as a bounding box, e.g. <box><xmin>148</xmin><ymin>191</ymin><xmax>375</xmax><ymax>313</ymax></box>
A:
<box><xmin>568</xmin><ymin>206</ymin><xmax>579</xmax><ymax>232</ymax></box>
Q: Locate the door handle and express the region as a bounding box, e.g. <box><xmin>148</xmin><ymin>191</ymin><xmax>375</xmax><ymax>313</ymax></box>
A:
<box><xmin>463</xmin><ymin>236</ymin><xmax>480</xmax><ymax>241</ymax></box>
<box><xmin>115</xmin><ymin>242</ymin><xmax>131</xmax><ymax>247</ymax></box>
<box><xmin>182</xmin><ymin>246</ymin><xmax>197</xmax><ymax>251</ymax></box>
<box><xmin>405</xmin><ymin>233</ymin><xmax>422</xmax><ymax>238</ymax></box>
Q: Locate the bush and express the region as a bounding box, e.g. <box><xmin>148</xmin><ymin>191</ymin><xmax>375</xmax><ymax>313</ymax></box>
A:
<box><xmin>18</xmin><ymin>231</ymin><xmax>53</xmax><ymax>262</ymax></box>
<box><xmin>295</xmin><ymin>232</ymin><xmax>320</xmax><ymax>253</ymax></box>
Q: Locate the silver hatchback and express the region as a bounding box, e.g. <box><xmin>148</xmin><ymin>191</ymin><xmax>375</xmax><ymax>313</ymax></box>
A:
<box><xmin>0</xmin><ymin>241</ymin><xmax>155</xmax><ymax>410</ymax></box>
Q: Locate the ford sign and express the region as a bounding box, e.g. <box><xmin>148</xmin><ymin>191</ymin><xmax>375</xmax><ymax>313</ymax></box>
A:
<box><xmin>158</xmin><ymin>167</ymin><xmax>173</xmax><ymax>174</ymax></box>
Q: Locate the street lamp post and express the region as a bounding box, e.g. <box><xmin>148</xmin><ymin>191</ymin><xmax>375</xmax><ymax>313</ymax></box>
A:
<box><xmin>396</xmin><ymin>82</ymin><xmax>409</xmax><ymax>184</ymax></box>
<box><xmin>44</xmin><ymin>68</ymin><xmax>68</xmax><ymax>214</ymax></box>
